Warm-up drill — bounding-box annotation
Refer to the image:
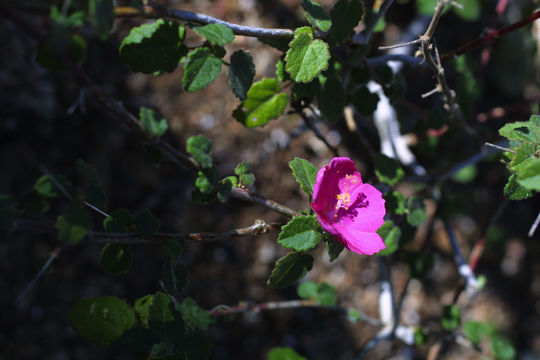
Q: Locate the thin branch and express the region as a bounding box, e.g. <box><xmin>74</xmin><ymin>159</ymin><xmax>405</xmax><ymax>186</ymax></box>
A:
<box><xmin>444</xmin><ymin>221</ymin><xmax>479</xmax><ymax>297</ymax></box>
<box><xmin>17</xmin><ymin>246</ymin><xmax>63</xmax><ymax>304</ymax></box>
<box><xmin>298</xmin><ymin>110</ymin><xmax>339</xmax><ymax>157</ymax></box>
<box><xmin>528</xmin><ymin>211</ymin><xmax>540</xmax><ymax>238</ymax></box>
<box><xmin>366</xmin><ymin>54</ymin><xmax>424</xmax><ymax>67</ymax></box>
<box><xmin>357</xmin><ymin>0</ymin><xmax>395</xmax><ymax>44</ymax></box>
<box><xmin>230</xmin><ymin>187</ymin><xmax>301</xmax><ymax>218</ymax></box>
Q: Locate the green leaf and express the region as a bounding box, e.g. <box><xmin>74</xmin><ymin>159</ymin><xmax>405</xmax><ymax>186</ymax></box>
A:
<box><xmin>183</xmin><ymin>47</ymin><xmax>222</xmax><ymax>92</ymax></box>
<box><xmin>275</xmin><ymin>59</ymin><xmax>290</xmax><ymax>82</ymax></box>
<box><xmin>57</xmin><ymin>205</ymin><xmax>92</xmax><ymax>244</ymax></box>
<box><xmin>347</xmin><ymin>309</ymin><xmax>361</xmax><ymax>323</ymax></box>
<box><xmin>68</xmin><ymin>296</ymin><xmax>135</xmax><ymax>345</ymax></box>
<box><xmin>233</xmin><ymin>78</ymin><xmax>289</xmax><ymax>128</ymax></box>
<box><xmin>258</xmin><ymin>37</ymin><xmax>291</xmax><ymax>52</ymax></box>
<box><xmin>351</xmin><ymin>86</ymin><xmax>380</xmax><ymax>116</ymax></box>
<box><xmin>186</xmin><ymin>135</ymin><xmax>213</xmax><ymax>168</ymax></box>
<box><xmin>228</xmin><ymin>50</ymin><xmax>255</xmax><ymax>100</ymax></box>
<box><xmin>191</xmin><ymin>189</ymin><xmax>217</xmax><ymax>205</ymax></box>
<box><xmin>268</xmin><ymin>347</ymin><xmax>306</xmax><ymax>360</ymax></box>
<box><xmin>292</xmin><ymin>79</ymin><xmax>321</xmax><ymax>101</ymax></box>
<box><xmin>88</xmin><ymin>0</ymin><xmax>114</xmax><ymax>40</ymax></box>
<box><xmin>123</xmin><ymin>327</ymin><xmax>164</xmax><ymax>357</ymax></box>
<box><xmin>103</xmin><ymin>208</ymin><xmax>134</xmax><ymax>232</ymax></box>
<box><xmin>499</xmin><ymin>119</ymin><xmax>539</xmax><ymax>144</ymax></box>
<box><xmin>193</xmin><ymin>23</ymin><xmax>234</xmax><ymax>46</ymax></box>
<box><xmin>195</xmin><ymin>168</ymin><xmax>219</xmax><ymax>194</ymax></box>
<box><xmin>267</xmin><ymin>252</ymin><xmax>314</xmax><ymax>289</ymax></box>
<box><xmin>278</xmin><ymin>215</ymin><xmax>321</xmax><ymax>251</ymax></box>
<box><xmin>325</xmin><ymin>236</ymin><xmax>344</xmax><ymax>261</ymax></box>
<box><xmin>100</xmin><ymin>243</ymin><xmax>132</xmax><ymax>275</ymax></box>
<box><xmin>139</xmin><ymin>107</ymin><xmax>168</xmax><ymax>138</ymax></box>
<box><xmin>384</xmin><ymin>191</ymin><xmax>406</xmax><ymax>215</ymax></box>
<box><xmin>297</xmin><ymin>281</ymin><xmax>318</xmax><ymax>299</ymax></box>
<box><xmin>376</xmin><ymin>221</ymin><xmax>401</xmax><ymax>256</ymax></box>
<box><xmin>161</xmin><ymin>237</ymin><xmax>185</xmax><ymax>260</ymax></box>
<box><xmin>133</xmin><ymin>209</ymin><xmax>160</xmax><ymax>236</ymax></box>
<box><xmin>302</xmin><ymin>0</ymin><xmax>332</xmax><ymax>32</ymax></box>
<box><xmin>288</xmin><ymin>157</ymin><xmax>318</xmax><ymax>196</ymax></box>
<box><xmin>176</xmin><ymin>297</ymin><xmax>215</xmax><ymax>331</ymax></box>
<box><xmin>328</xmin><ymin>0</ymin><xmax>364</xmax><ymax>45</ymax></box>
<box><xmin>441</xmin><ymin>304</ymin><xmax>461</xmax><ymax>331</ymax></box>
<box><xmin>318</xmin><ymin>77</ymin><xmax>345</xmax><ymax>122</ymax></box>
<box><xmin>120</xmin><ymin>19</ymin><xmax>185</xmax><ymax>73</ymax></box>
<box><xmin>234</xmin><ymin>161</ymin><xmax>256</xmax><ymax>186</ymax></box>
<box><xmin>509</xmin><ymin>142</ymin><xmax>535</xmax><ymax>171</ymax></box>
<box><xmin>162</xmin><ymin>261</ymin><xmax>188</xmax><ymax>295</ymax></box>
<box><xmin>452</xmin><ymin>164</ymin><xmax>477</xmax><ymax>183</ymax></box>
<box><xmin>134</xmin><ymin>295</ymin><xmax>153</xmax><ymax>326</ymax></box>
<box><xmin>406</xmin><ymin>196</ymin><xmax>426</xmax><ymax>227</ymax></box>
<box><xmin>216</xmin><ymin>177</ymin><xmax>233</xmax><ymax>203</ymax></box>
<box><xmin>34</xmin><ymin>174</ymin><xmax>71</xmax><ymax>199</ymax></box>
<box><xmin>463</xmin><ymin>320</ymin><xmax>488</xmax><ymax>345</ymax></box>
<box><xmin>453</xmin><ymin>0</ymin><xmax>480</xmax><ymax>21</ymax></box>
<box><xmin>285</xmin><ymin>27</ymin><xmax>330</xmax><ymax>83</ymax></box>
<box><xmin>491</xmin><ymin>335</ymin><xmax>516</xmax><ymax>360</ymax></box>
<box><xmin>374</xmin><ymin>154</ymin><xmax>404</xmax><ymax>186</ymax></box>
<box><xmin>316</xmin><ymin>282</ymin><xmax>337</xmax><ymax>305</ymax></box>
<box><xmin>147</xmin><ymin>292</ymin><xmax>185</xmax><ymax>343</ymax></box>
<box><xmin>504</xmin><ymin>174</ymin><xmax>534</xmax><ymax>200</ymax></box>
<box><xmin>516</xmin><ymin>157</ymin><xmax>540</xmax><ymax>191</ymax></box>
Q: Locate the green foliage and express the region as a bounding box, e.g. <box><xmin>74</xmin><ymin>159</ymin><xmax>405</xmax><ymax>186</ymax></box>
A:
<box><xmin>56</xmin><ymin>205</ymin><xmax>92</xmax><ymax>244</ymax></box>
<box><xmin>463</xmin><ymin>320</ymin><xmax>489</xmax><ymax>345</ymax></box>
<box><xmin>267</xmin><ymin>252</ymin><xmax>314</xmax><ymax>289</ymax></box>
<box><xmin>288</xmin><ymin>157</ymin><xmax>318</xmax><ymax>196</ymax></box>
<box><xmin>278</xmin><ymin>215</ymin><xmax>321</xmax><ymax>251</ymax></box>
<box><xmin>133</xmin><ymin>209</ymin><xmax>161</xmax><ymax>236</ymax></box>
<box><xmin>228</xmin><ymin>50</ymin><xmax>255</xmax><ymax>100</ymax></box>
<box><xmin>88</xmin><ymin>0</ymin><xmax>114</xmax><ymax>40</ymax></box>
<box><xmin>104</xmin><ymin>208</ymin><xmax>135</xmax><ymax>232</ymax></box>
<box><xmin>193</xmin><ymin>23</ymin><xmax>234</xmax><ymax>46</ymax></box>
<box><xmin>351</xmin><ymin>86</ymin><xmax>380</xmax><ymax>116</ymax></box>
<box><xmin>195</xmin><ymin>168</ymin><xmax>219</xmax><ymax>194</ymax></box>
<box><xmin>491</xmin><ymin>336</ymin><xmax>516</xmax><ymax>360</ymax></box>
<box><xmin>302</xmin><ymin>0</ymin><xmax>332</xmax><ymax>32</ymax></box>
<box><xmin>285</xmin><ymin>27</ymin><xmax>330</xmax><ymax>83</ymax></box>
<box><xmin>216</xmin><ymin>177</ymin><xmax>234</xmax><ymax>202</ymax></box>
<box><xmin>346</xmin><ymin>309</ymin><xmax>361</xmax><ymax>323</ymax></box>
<box><xmin>100</xmin><ymin>243</ymin><xmax>132</xmax><ymax>275</ymax></box>
<box><xmin>441</xmin><ymin>305</ymin><xmax>460</xmax><ymax>331</ymax></box>
<box><xmin>374</xmin><ymin>154</ymin><xmax>404</xmax><ymax>186</ymax></box>
<box><xmin>384</xmin><ymin>191</ymin><xmax>406</xmax><ymax>215</ymax></box>
<box><xmin>162</xmin><ymin>261</ymin><xmax>188</xmax><ymax>295</ymax></box>
<box><xmin>183</xmin><ymin>47</ymin><xmax>222</xmax><ymax>92</ymax></box>
<box><xmin>504</xmin><ymin>174</ymin><xmax>533</xmax><ymax>200</ymax></box>
<box><xmin>139</xmin><ymin>107</ymin><xmax>168</xmax><ymax>138</ymax></box>
<box><xmin>297</xmin><ymin>281</ymin><xmax>337</xmax><ymax>305</ymax></box>
<box><xmin>416</xmin><ymin>0</ymin><xmax>479</xmax><ymax>21</ymax></box>
<box><xmin>68</xmin><ymin>296</ymin><xmax>135</xmax><ymax>345</ymax></box>
<box><xmin>161</xmin><ymin>237</ymin><xmax>186</xmax><ymax>260</ymax></box>
<box><xmin>328</xmin><ymin>0</ymin><xmax>364</xmax><ymax>45</ymax></box>
<box><xmin>120</xmin><ymin>19</ymin><xmax>185</xmax><ymax>73</ymax></box>
<box><xmin>268</xmin><ymin>347</ymin><xmax>306</xmax><ymax>360</ymax></box>
<box><xmin>452</xmin><ymin>164</ymin><xmax>477</xmax><ymax>183</ymax></box>
<box><xmin>376</xmin><ymin>220</ymin><xmax>401</xmax><ymax>256</ymax></box>
<box><xmin>34</xmin><ymin>174</ymin><xmax>71</xmax><ymax>199</ymax></box>
<box><xmin>147</xmin><ymin>292</ymin><xmax>185</xmax><ymax>343</ymax></box>
<box><xmin>234</xmin><ymin>161</ymin><xmax>256</xmax><ymax>186</ymax></box>
<box><xmin>76</xmin><ymin>159</ymin><xmax>108</xmax><ymax>210</ymax></box>
<box><xmin>406</xmin><ymin>196</ymin><xmax>427</xmax><ymax>227</ymax></box>
<box><xmin>318</xmin><ymin>77</ymin><xmax>345</xmax><ymax>121</ymax></box>
<box><xmin>176</xmin><ymin>297</ymin><xmax>215</xmax><ymax>331</ymax></box>
<box><xmin>325</xmin><ymin>235</ymin><xmax>344</xmax><ymax>261</ymax></box>
<box><xmin>233</xmin><ymin>78</ymin><xmax>289</xmax><ymax>128</ymax></box>
<box><xmin>186</xmin><ymin>135</ymin><xmax>214</xmax><ymax>168</ymax></box>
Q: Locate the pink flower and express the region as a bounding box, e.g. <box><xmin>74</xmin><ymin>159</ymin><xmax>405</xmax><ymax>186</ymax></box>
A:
<box><xmin>311</xmin><ymin>157</ymin><xmax>386</xmax><ymax>255</ymax></box>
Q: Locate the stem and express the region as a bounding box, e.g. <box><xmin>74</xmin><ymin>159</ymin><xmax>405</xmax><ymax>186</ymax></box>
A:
<box><xmin>298</xmin><ymin>110</ymin><xmax>339</xmax><ymax>157</ymax></box>
<box><xmin>17</xmin><ymin>246</ymin><xmax>63</xmax><ymax>303</ymax></box>
<box><xmin>230</xmin><ymin>187</ymin><xmax>301</xmax><ymax>218</ymax></box>
<box><xmin>359</xmin><ymin>0</ymin><xmax>395</xmax><ymax>43</ymax></box>
<box><xmin>444</xmin><ymin>221</ymin><xmax>478</xmax><ymax>296</ymax></box>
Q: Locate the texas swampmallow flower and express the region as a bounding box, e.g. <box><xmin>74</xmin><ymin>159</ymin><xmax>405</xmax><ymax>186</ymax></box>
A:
<box><xmin>311</xmin><ymin>157</ymin><xmax>386</xmax><ymax>255</ymax></box>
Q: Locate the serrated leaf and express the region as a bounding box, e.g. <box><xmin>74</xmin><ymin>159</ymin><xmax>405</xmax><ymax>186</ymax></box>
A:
<box><xmin>297</xmin><ymin>281</ymin><xmax>318</xmax><ymax>299</ymax></box>
<box><xmin>288</xmin><ymin>157</ymin><xmax>318</xmax><ymax>196</ymax></box>
<box><xmin>120</xmin><ymin>19</ymin><xmax>184</xmax><ymax>73</ymax></box>
<box><xmin>325</xmin><ymin>235</ymin><xmax>344</xmax><ymax>261</ymax></box>
<box><xmin>34</xmin><ymin>174</ymin><xmax>71</xmax><ymax>199</ymax></box>
<box><xmin>499</xmin><ymin>119</ymin><xmax>539</xmax><ymax>144</ymax></box>
<box><xmin>374</xmin><ymin>154</ymin><xmax>404</xmax><ymax>186</ymax></box>
<box><xmin>186</xmin><ymin>135</ymin><xmax>213</xmax><ymax>168</ymax></box>
<box><xmin>509</xmin><ymin>142</ymin><xmax>535</xmax><ymax>171</ymax></box>
<box><xmin>234</xmin><ymin>161</ymin><xmax>255</xmax><ymax>185</ymax></box>
<box><xmin>268</xmin><ymin>347</ymin><xmax>306</xmax><ymax>360</ymax></box>
<box><xmin>351</xmin><ymin>86</ymin><xmax>380</xmax><ymax>116</ymax></box>
<box><xmin>89</xmin><ymin>0</ymin><xmax>114</xmax><ymax>40</ymax></box>
<box><xmin>267</xmin><ymin>252</ymin><xmax>313</xmax><ymax>289</ymax></box>
<box><xmin>233</xmin><ymin>78</ymin><xmax>289</xmax><ymax>128</ymax></box>
<box><xmin>103</xmin><ymin>208</ymin><xmax>134</xmax><ymax>232</ymax></box>
<box><xmin>162</xmin><ymin>261</ymin><xmax>188</xmax><ymax>295</ymax></box>
<box><xmin>516</xmin><ymin>158</ymin><xmax>540</xmax><ymax>191</ymax></box>
<box><xmin>139</xmin><ymin>107</ymin><xmax>168</xmax><ymax>138</ymax></box>
<box><xmin>318</xmin><ymin>77</ymin><xmax>345</xmax><ymax>122</ymax></box>
<box><xmin>68</xmin><ymin>296</ymin><xmax>135</xmax><ymax>345</ymax></box>
<box><xmin>134</xmin><ymin>209</ymin><xmax>160</xmax><ymax>236</ymax></box>
<box><xmin>328</xmin><ymin>0</ymin><xmax>364</xmax><ymax>45</ymax></box>
<box><xmin>193</xmin><ymin>23</ymin><xmax>234</xmax><ymax>46</ymax></box>
<box><xmin>302</xmin><ymin>0</ymin><xmax>332</xmax><ymax>32</ymax></box>
<box><xmin>384</xmin><ymin>191</ymin><xmax>406</xmax><ymax>215</ymax></box>
<box><xmin>228</xmin><ymin>50</ymin><xmax>255</xmax><ymax>100</ymax></box>
<box><xmin>504</xmin><ymin>174</ymin><xmax>534</xmax><ymax>200</ymax></box>
<box><xmin>183</xmin><ymin>47</ymin><xmax>222</xmax><ymax>92</ymax></box>
<box><xmin>195</xmin><ymin>167</ymin><xmax>219</xmax><ymax>194</ymax></box>
<box><xmin>57</xmin><ymin>205</ymin><xmax>92</xmax><ymax>244</ymax></box>
<box><xmin>285</xmin><ymin>27</ymin><xmax>330</xmax><ymax>83</ymax></box>
<box><xmin>100</xmin><ymin>243</ymin><xmax>132</xmax><ymax>275</ymax></box>
<box><xmin>278</xmin><ymin>215</ymin><xmax>321</xmax><ymax>251</ymax></box>
<box><xmin>148</xmin><ymin>292</ymin><xmax>185</xmax><ymax>343</ymax></box>
<box><xmin>176</xmin><ymin>297</ymin><xmax>215</xmax><ymax>331</ymax></box>
<box><xmin>376</xmin><ymin>220</ymin><xmax>401</xmax><ymax>256</ymax></box>
<box><xmin>406</xmin><ymin>196</ymin><xmax>426</xmax><ymax>227</ymax></box>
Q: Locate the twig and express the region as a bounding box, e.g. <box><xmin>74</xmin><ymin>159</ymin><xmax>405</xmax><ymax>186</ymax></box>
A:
<box><xmin>230</xmin><ymin>187</ymin><xmax>301</xmax><ymax>218</ymax></box>
<box><xmin>298</xmin><ymin>110</ymin><xmax>339</xmax><ymax>157</ymax></box>
<box><xmin>356</xmin><ymin>0</ymin><xmax>395</xmax><ymax>44</ymax></box>
<box><xmin>484</xmin><ymin>141</ymin><xmax>514</xmax><ymax>153</ymax></box>
<box><xmin>529</xmin><ymin>211</ymin><xmax>540</xmax><ymax>238</ymax></box>
<box><xmin>444</xmin><ymin>221</ymin><xmax>479</xmax><ymax>297</ymax></box>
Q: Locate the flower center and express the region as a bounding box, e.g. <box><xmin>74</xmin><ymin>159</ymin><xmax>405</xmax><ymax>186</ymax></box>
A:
<box><xmin>335</xmin><ymin>192</ymin><xmax>351</xmax><ymax>212</ymax></box>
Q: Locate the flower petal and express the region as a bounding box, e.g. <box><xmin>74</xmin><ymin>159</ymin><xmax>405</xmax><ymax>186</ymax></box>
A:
<box><xmin>336</xmin><ymin>183</ymin><xmax>386</xmax><ymax>232</ymax></box>
<box><xmin>332</xmin><ymin>224</ymin><xmax>386</xmax><ymax>255</ymax></box>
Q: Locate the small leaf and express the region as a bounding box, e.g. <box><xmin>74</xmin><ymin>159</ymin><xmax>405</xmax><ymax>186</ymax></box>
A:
<box><xmin>328</xmin><ymin>0</ymin><xmax>364</xmax><ymax>45</ymax></box>
<box><xmin>216</xmin><ymin>177</ymin><xmax>233</xmax><ymax>203</ymax></box>
<box><xmin>406</xmin><ymin>196</ymin><xmax>426</xmax><ymax>227</ymax></box>
<box><xmin>68</xmin><ymin>296</ymin><xmax>135</xmax><ymax>345</ymax></box>
<box><xmin>318</xmin><ymin>77</ymin><xmax>345</xmax><ymax>122</ymax></box>
<box><xmin>288</xmin><ymin>157</ymin><xmax>318</xmax><ymax>196</ymax></box>
<box><xmin>34</xmin><ymin>174</ymin><xmax>71</xmax><ymax>199</ymax></box>
<box><xmin>88</xmin><ymin>0</ymin><xmax>114</xmax><ymax>40</ymax></box>
<box><xmin>195</xmin><ymin>168</ymin><xmax>219</xmax><ymax>194</ymax></box>
<box><xmin>186</xmin><ymin>135</ymin><xmax>213</xmax><ymax>169</ymax></box>
<box><xmin>133</xmin><ymin>209</ymin><xmax>160</xmax><ymax>236</ymax></box>
<box><xmin>491</xmin><ymin>335</ymin><xmax>516</xmax><ymax>360</ymax></box>
<box><xmin>234</xmin><ymin>161</ymin><xmax>256</xmax><ymax>186</ymax></box>
<box><xmin>316</xmin><ymin>282</ymin><xmax>337</xmax><ymax>305</ymax></box>
<box><xmin>162</xmin><ymin>261</ymin><xmax>188</xmax><ymax>295</ymax></box>
<box><xmin>176</xmin><ymin>297</ymin><xmax>215</xmax><ymax>331</ymax></box>
<box><xmin>119</xmin><ymin>19</ymin><xmax>184</xmax><ymax>73</ymax></box>
<box><xmin>351</xmin><ymin>86</ymin><xmax>380</xmax><ymax>116</ymax></box>
<box><xmin>193</xmin><ymin>23</ymin><xmax>234</xmax><ymax>46</ymax></box>
<box><xmin>139</xmin><ymin>107</ymin><xmax>168</xmax><ymax>138</ymax></box>
<box><xmin>228</xmin><ymin>50</ymin><xmax>255</xmax><ymax>100</ymax></box>
<box><xmin>57</xmin><ymin>205</ymin><xmax>92</xmax><ymax>244</ymax></box>
<box><xmin>463</xmin><ymin>320</ymin><xmax>488</xmax><ymax>345</ymax></box>
<box><xmin>441</xmin><ymin>304</ymin><xmax>460</xmax><ymax>331</ymax></box>
<box><xmin>100</xmin><ymin>243</ymin><xmax>132</xmax><ymax>275</ymax></box>
<box><xmin>148</xmin><ymin>292</ymin><xmax>185</xmax><ymax>343</ymax></box>
<box><xmin>233</xmin><ymin>78</ymin><xmax>289</xmax><ymax>128</ymax></box>
<box><xmin>278</xmin><ymin>215</ymin><xmax>321</xmax><ymax>251</ymax></box>
<box><xmin>376</xmin><ymin>220</ymin><xmax>401</xmax><ymax>256</ymax></box>
<box><xmin>267</xmin><ymin>252</ymin><xmax>314</xmax><ymax>289</ymax></box>
<box><xmin>103</xmin><ymin>208</ymin><xmax>134</xmax><ymax>232</ymax></box>
<box><xmin>516</xmin><ymin>157</ymin><xmax>540</xmax><ymax>191</ymax></box>
<box><xmin>374</xmin><ymin>154</ymin><xmax>404</xmax><ymax>186</ymax></box>
<box><xmin>275</xmin><ymin>59</ymin><xmax>289</xmax><ymax>82</ymax></box>
<box><xmin>297</xmin><ymin>281</ymin><xmax>318</xmax><ymax>299</ymax></box>
<box><xmin>302</xmin><ymin>0</ymin><xmax>332</xmax><ymax>32</ymax></box>
<box><xmin>452</xmin><ymin>164</ymin><xmax>477</xmax><ymax>183</ymax></box>
<box><xmin>509</xmin><ymin>142</ymin><xmax>535</xmax><ymax>171</ymax></box>
<box><xmin>325</xmin><ymin>236</ymin><xmax>344</xmax><ymax>261</ymax></box>
<box><xmin>183</xmin><ymin>47</ymin><xmax>222</xmax><ymax>92</ymax></box>
<box><xmin>384</xmin><ymin>191</ymin><xmax>406</xmax><ymax>215</ymax></box>
<box><xmin>268</xmin><ymin>347</ymin><xmax>306</xmax><ymax>360</ymax></box>
<box><xmin>285</xmin><ymin>27</ymin><xmax>330</xmax><ymax>83</ymax></box>
<box><xmin>347</xmin><ymin>309</ymin><xmax>361</xmax><ymax>323</ymax></box>
<box><xmin>504</xmin><ymin>174</ymin><xmax>534</xmax><ymax>200</ymax></box>
<box><xmin>161</xmin><ymin>237</ymin><xmax>185</xmax><ymax>260</ymax></box>
<box><xmin>499</xmin><ymin>119</ymin><xmax>539</xmax><ymax>144</ymax></box>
